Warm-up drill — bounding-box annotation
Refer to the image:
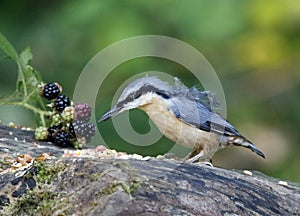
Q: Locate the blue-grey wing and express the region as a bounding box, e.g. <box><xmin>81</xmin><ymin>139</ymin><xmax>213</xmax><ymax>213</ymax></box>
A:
<box><xmin>188</xmin><ymin>87</ymin><xmax>220</xmax><ymax>110</ymax></box>
<box><xmin>169</xmin><ymin>96</ymin><xmax>241</xmax><ymax>137</ymax></box>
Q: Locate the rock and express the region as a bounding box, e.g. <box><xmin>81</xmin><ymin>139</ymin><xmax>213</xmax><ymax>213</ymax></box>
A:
<box><xmin>0</xmin><ymin>124</ymin><xmax>299</xmax><ymax>215</ymax></box>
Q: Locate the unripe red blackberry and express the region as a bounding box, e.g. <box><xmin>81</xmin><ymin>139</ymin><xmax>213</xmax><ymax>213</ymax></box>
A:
<box><xmin>74</xmin><ymin>103</ymin><xmax>91</xmax><ymax>121</ymax></box>
<box><xmin>42</xmin><ymin>83</ymin><xmax>62</xmax><ymax>100</ymax></box>
<box><xmin>54</xmin><ymin>94</ymin><xmax>71</xmax><ymax>112</ymax></box>
<box><xmin>54</xmin><ymin>131</ymin><xmax>71</xmax><ymax>147</ymax></box>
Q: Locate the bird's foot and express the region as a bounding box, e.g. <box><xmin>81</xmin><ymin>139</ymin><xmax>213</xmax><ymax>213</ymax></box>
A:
<box><xmin>185</xmin><ymin>152</ymin><xmax>214</xmax><ymax>167</ymax></box>
<box><xmin>193</xmin><ymin>161</ymin><xmax>214</xmax><ymax>167</ymax></box>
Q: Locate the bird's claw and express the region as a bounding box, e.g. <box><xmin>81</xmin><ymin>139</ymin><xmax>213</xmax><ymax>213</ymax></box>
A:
<box><xmin>194</xmin><ymin>161</ymin><xmax>214</xmax><ymax>167</ymax></box>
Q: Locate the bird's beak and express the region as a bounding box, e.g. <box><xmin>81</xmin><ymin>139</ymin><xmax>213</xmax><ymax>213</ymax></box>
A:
<box><xmin>98</xmin><ymin>105</ymin><xmax>122</xmax><ymax>122</ymax></box>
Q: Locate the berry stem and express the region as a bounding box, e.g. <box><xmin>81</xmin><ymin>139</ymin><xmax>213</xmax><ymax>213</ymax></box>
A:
<box><xmin>17</xmin><ymin>62</ymin><xmax>28</xmax><ymax>98</ymax></box>
<box><xmin>39</xmin><ymin>112</ymin><xmax>46</xmax><ymax>127</ymax></box>
<box><xmin>3</xmin><ymin>101</ymin><xmax>51</xmax><ymax>126</ymax></box>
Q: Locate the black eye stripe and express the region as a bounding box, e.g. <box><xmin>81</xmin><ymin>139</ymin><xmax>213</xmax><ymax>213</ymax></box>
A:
<box><xmin>134</xmin><ymin>93</ymin><xmax>142</xmax><ymax>99</ymax></box>
<box><xmin>155</xmin><ymin>91</ymin><xmax>170</xmax><ymax>99</ymax></box>
<box><xmin>119</xmin><ymin>85</ymin><xmax>170</xmax><ymax>107</ymax></box>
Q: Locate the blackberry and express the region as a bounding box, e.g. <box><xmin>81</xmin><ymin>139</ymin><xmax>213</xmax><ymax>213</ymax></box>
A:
<box><xmin>35</xmin><ymin>126</ymin><xmax>49</xmax><ymax>140</ymax></box>
<box><xmin>62</xmin><ymin>106</ymin><xmax>75</xmax><ymax>122</ymax></box>
<box><xmin>73</xmin><ymin>140</ymin><xmax>84</xmax><ymax>149</ymax></box>
<box><xmin>69</xmin><ymin>120</ymin><xmax>87</xmax><ymax>137</ymax></box>
<box><xmin>74</xmin><ymin>103</ymin><xmax>91</xmax><ymax>121</ymax></box>
<box><xmin>42</xmin><ymin>83</ymin><xmax>61</xmax><ymax>100</ymax></box>
<box><xmin>47</xmin><ymin>125</ymin><xmax>60</xmax><ymax>142</ymax></box>
<box><xmin>54</xmin><ymin>131</ymin><xmax>71</xmax><ymax>147</ymax></box>
<box><xmin>51</xmin><ymin>113</ymin><xmax>63</xmax><ymax>126</ymax></box>
<box><xmin>77</xmin><ymin>137</ymin><xmax>87</xmax><ymax>145</ymax></box>
<box><xmin>69</xmin><ymin>121</ymin><xmax>96</xmax><ymax>144</ymax></box>
<box><xmin>54</xmin><ymin>94</ymin><xmax>71</xmax><ymax>112</ymax></box>
<box><xmin>85</xmin><ymin>123</ymin><xmax>96</xmax><ymax>141</ymax></box>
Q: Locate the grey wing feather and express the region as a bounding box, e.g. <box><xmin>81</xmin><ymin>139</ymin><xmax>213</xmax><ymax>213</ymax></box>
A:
<box><xmin>170</xmin><ymin>96</ymin><xmax>241</xmax><ymax>137</ymax></box>
<box><xmin>188</xmin><ymin>87</ymin><xmax>220</xmax><ymax>110</ymax></box>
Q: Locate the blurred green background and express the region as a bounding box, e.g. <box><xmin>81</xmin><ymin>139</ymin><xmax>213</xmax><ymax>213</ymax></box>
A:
<box><xmin>0</xmin><ymin>0</ymin><xmax>299</xmax><ymax>181</ymax></box>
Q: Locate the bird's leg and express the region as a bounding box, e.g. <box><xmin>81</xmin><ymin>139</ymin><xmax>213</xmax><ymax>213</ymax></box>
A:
<box><xmin>186</xmin><ymin>151</ymin><xmax>204</xmax><ymax>163</ymax></box>
<box><xmin>184</xmin><ymin>148</ymin><xmax>214</xmax><ymax>167</ymax></box>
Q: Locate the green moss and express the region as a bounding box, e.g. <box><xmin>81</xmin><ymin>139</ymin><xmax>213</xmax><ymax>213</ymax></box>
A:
<box><xmin>0</xmin><ymin>155</ymin><xmax>15</xmax><ymax>171</ymax></box>
<box><xmin>2</xmin><ymin>185</ymin><xmax>69</xmax><ymax>216</ymax></box>
<box><xmin>86</xmin><ymin>172</ymin><xmax>103</xmax><ymax>181</ymax></box>
<box><xmin>35</xmin><ymin>161</ymin><xmax>67</xmax><ymax>184</ymax></box>
<box><xmin>122</xmin><ymin>179</ymin><xmax>141</xmax><ymax>194</ymax></box>
<box><xmin>74</xmin><ymin>171</ymin><xmax>103</xmax><ymax>181</ymax></box>
<box><xmin>101</xmin><ymin>181</ymin><xmax>120</xmax><ymax>194</ymax></box>
<box><xmin>1</xmin><ymin>161</ymin><xmax>68</xmax><ymax>216</ymax></box>
<box><xmin>101</xmin><ymin>179</ymin><xmax>141</xmax><ymax>195</ymax></box>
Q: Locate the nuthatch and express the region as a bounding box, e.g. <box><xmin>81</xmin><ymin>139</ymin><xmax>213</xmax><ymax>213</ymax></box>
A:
<box><xmin>99</xmin><ymin>76</ymin><xmax>265</xmax><ymax>162</ymax></box>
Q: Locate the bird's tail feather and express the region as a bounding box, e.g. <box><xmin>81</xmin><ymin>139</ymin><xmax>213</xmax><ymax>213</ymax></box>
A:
<box><xmin>228</xmin><ymin>136</ymin><xmax>265</xmax><ymax>159</ymax></box>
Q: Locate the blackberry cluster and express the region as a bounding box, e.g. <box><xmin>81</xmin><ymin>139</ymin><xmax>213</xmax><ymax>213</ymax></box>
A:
<box><xmin>35</xmin><ymin>82</ymin><xmax>96</xmax><ymax>148</ymax></box>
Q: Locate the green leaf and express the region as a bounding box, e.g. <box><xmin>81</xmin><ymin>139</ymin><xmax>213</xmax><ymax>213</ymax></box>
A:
<box><xmin>0</xmin><ymin>32</ymin><xmax>20</xmax><ymax>62</ymax></box>
<box><xmin>17</xmin><ymin>65</ymin><xmax>42</xmax><ymax>100</ymax></box>
<box><xmin>16</xmin><ymin>48</ymin><xmax>35</xmax><ymax>94</ymax></box>
<box><xmin>20</xmin><ymin>47</ymin><xmax>33</xmax><ymax>66</ymax></box>
<box><xmin>0</xmin><ymin>32</ymin><xmax>49</xmax><ymax>126</ymax></box>
<box><xmin>25</xmin><ymin>66</ymin><xmax>40</xmax><ymax>88</ymax></box>
<box><xmin>0</xmin><ymin>33</ymin><xmax>26</xmax><ymax>94</ymax></box>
